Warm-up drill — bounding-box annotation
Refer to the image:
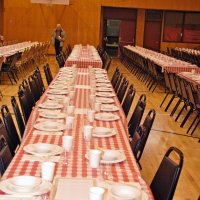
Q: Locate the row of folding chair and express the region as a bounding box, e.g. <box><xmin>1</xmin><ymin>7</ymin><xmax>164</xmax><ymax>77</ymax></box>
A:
<box><xmin>121</xmin><ymin>48</ymin><xmax>164</xmax><ymax>93</ymax></box>
<box><xmin>0</xmin><ymin>63</ymin><xmax>54</xmax><ymax>175</ymax></box>
<box><xmin>111</xmin><ymin>67</ymin><xmax>184</xmax><ymax>200</ymax></box>
<box><xmin>168</xmin><ymin>47</ymin><xmax>200</xmax><ymax>67</ymax></box>
<box><xmin>97</xmin><ymin>46</ymin><xmax>112</xmax><ymax>71</ymax></box>
<box><xmin>160</xmin><ymin>71</ymin><xmax>200</xmax><ymax>136</ymax></box>
<box><xmin>110</xmin><ymin>67</ymin><xmax>156</xmax><ymax>169</ymax></box>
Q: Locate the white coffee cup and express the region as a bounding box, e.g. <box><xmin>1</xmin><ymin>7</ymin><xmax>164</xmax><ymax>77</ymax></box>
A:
<box><xmin>66</xmin><ymin>116</ymin><xmax>74</xmax><ymax>129</ymax></box>
<box><xmin>95</xmin><ymin>102</ymin><xmax>101</xmax><ymax>112</ymax></box>
<box><xmin>83</xmin><ymin>125</ymin><xmax>93</xmax><ymax>140</ymax></box>
<box><xmin>41</xmin><ymin>162</ymin><xmax>55</xmax><ymax>182</ymax></box>
<box><xmin>89</xmin><ymin>187</ymin><xmax>105</xmax><ymax>200</ymax></box>
<box><xmin>62</xmin><ymin>135</ymin><xmax>73</xmax><ymax>152</ymax></box>
<box><xmin>89</xmin><ymin>149</ymin><xmax>102</xmax><ymax>168</ymax></box>
<box><xmin>67</xmin><ymin>105</ymin><xmax>75</xmax><ymax>115</ymax></box>
<box><xmin>88</xmin><ymin>109</ymin><xmax>95</xmax><ymax>123</ymax></box>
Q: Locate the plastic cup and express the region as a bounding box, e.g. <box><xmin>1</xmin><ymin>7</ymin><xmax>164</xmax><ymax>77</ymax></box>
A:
<box><xmin>89</xmin><ymin>149</ymin><xmax>102</xmax><ymax>168</ymax></box>
<box><xmin>89</xmin><ymin>187</ymin><xmax>105</xmax><ymax>200</ymax></box>
<box><xmin>83</xmin><ymin>125</ymin><xmax>93</xmax><ymax>141</ymax></box>
<box><xmin>62</xmin><ymin>135</ymin><xmax>73</xmax><ymax>152</ymax></box>
<box><xmin>41</xmin><ymin>162</ymin><xmax>55</xmax><ymax>182</ymax></box>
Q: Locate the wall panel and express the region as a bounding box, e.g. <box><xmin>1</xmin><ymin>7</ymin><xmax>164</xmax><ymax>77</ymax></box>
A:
<box><xmin>3</xmin><ymin>0</ymin><xmax>200</xmax><ymax>53</ymax></box>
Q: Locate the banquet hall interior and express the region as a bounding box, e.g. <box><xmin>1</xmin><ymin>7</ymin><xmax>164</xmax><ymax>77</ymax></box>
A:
<box><xmin>0</xmin><ymin>0</ymin><xmax>200</xmax><ymax>200</ymax></box>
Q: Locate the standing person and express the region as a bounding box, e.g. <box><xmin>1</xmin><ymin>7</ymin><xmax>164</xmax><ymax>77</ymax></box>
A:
<box><xmin>51</xmin><ymin>24</ymin><xmax>66</xmax><ymax>56</ymax></box>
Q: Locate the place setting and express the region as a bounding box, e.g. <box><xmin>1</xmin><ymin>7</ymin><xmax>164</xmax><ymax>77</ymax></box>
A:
<box><xmin>47</xmin><ymin>88</ymin><xmax>68</xmax><ymax>95</ymax></box>
<box><xmin>39</xmin><ymin>110</ymin><xmax>66</xmax><ymax>119</ymax></box>
<box><xmin>0</xmin><ymin>175</ymin><xmax>52</xmax><ymax>197</ymax></box>
<box><xmin>96</xmin><ymin>97</ymin><xmax>115</xmax><ymax>104</ymax></box>
<box><xmin>100</xmin><ymin>104</ymin><xmax>119</xmax><ymax>112</ymax></box>
<box><xmin>95</xmin><ymin>113</ymin><xmax>120</xmax><ymax>122</ymax></box>
<box><xmin>96</xmin><ymin>92</ymin><xmax>115</xmax><ymax>98</ymax></box>
<box><xmin>96</xmin><ymin>87</ymin><xmax>113</xmax><ymax>92</ymax></box>
<box><xmin>38</xmin><ymin>101</ymin><xmax>64</xmax><ymax>110</ymax></box>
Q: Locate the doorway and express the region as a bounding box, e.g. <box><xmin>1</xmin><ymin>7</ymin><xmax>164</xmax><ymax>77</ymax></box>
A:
<box><xmin>143</xmin><ymin>10</ymin><xmax>163</xmax><ymax>52</ymax></box>
<box><xmin>101</xmin><ymin>7</ymin><xmax>137</xmax><ymax>57</ymax></box>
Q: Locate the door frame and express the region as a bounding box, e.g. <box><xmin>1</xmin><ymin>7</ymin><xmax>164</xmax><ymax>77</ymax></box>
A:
<box><xmin>143</xmin><ymin>10</ymin><xmax>163</xmax><ymax>52</ymax></box>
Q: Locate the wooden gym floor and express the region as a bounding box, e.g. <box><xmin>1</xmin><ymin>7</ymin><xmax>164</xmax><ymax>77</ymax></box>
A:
<box><xmin>0</xmin><ymin>56</ymin><xmax>199</xmax><ymax>200</ymax></box>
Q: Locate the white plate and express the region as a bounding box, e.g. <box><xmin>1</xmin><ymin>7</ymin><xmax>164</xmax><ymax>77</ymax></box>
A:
<box><xmin>93</xmin><ymin>127</ymin><xmax>116</xmax><ymax>138</ymax></box>
<box><xmin>34</xmin><ymin>121</ymin><xmax>66</xmax><ymax>132</ymax></box>
<box><xmin>85</xmin><ymin>150</ymin><xmax>126</xmax><ymax>164</ymax></box>
<box><xmin>96</xmin><ymin>79</ymin><xmax>110</xmax><ymax>83</ymax></box>
<box><xmin>24</xmin><ymin>143</ymin><xmax>64</xmax><ymax>156</ymax></box>
<box><xmin>96</xmin><ymin>87</ymin><xmax>113</xmax><ymax>92</ymax></box>
<box><xmin>96</xmin><ymin>97</ymin><xmax>115</xmax><ymax>104</ymax></box>
<box><xmin>95</xmin><ymin>113</ymin><xmax>120</xmax><ymax>121</ymax></box>
<box><xmin>101</xmin><ymin>104</ymin><xmax>119</xmax><ymax>112</ymax></box>
<box><xmin>110</xmin><ymin>185</ymin><xmax>142</xmax><ymax>200</ymax></box>
<box><xmin>96</xmin><ymin>83</ymin><xmax>112</xmax><ymax>88</ymax></box>
<box><xmin>96</xmin><ymin>92</ymin><xmax>115</xmax><ymax>98</ymax></box>
<box><xmin>8</xmin><ymin>176</ymin><xmax>42</xmax><ymax>193</ymax></box>
<box><xmin>47</xmin><ymin>94</ymin><xmax>66</xmax><ymax>100</ymax></box>
<box><xmin>49</xmin><ymin>84</ymin><xmax>68</xmax><ymax>89</ymax></box>
<box><xmin>38</xmin><ymin>102</ymin><xmax>63</xmax><ymax>109</ymax></box>
<box><xmin>47</xmin><ymin>89</ymin><xmax>68</xmax><ymax>95</ymax></box>
<box><xmin>39</xmin><ymin>111</ymin><xmax>66</xmax><ymax>119</ymax></box>
<box><xmin>0</xmin><ymin>178</ymin><xmax>52</xmax><ymax>196</ymax></box>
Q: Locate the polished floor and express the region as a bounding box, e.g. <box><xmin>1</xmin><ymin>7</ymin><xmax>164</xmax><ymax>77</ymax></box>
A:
<box><xmin>0</xmin><ymin>56</ymin><xmax>199</xmax><ymax>200</ymax></box>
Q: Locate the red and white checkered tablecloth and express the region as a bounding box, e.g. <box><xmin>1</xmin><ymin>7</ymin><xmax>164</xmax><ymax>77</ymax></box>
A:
<box><xmin>65</xmin><ymin>45</ymin><xmax>102</xmax><ymax>68</ymax></box>
<box><xmin>2</xmin><ymin>68</ymin><xmax>154</xmax><ymax>199</ymax></box>
<box><xmin>178</xmin><ymin>72</ymin><xmax>200</xmax><ymax>86</ymax></box>
<box><xmin>162</xmin><ymin>65</ymin><xmax>200</xmax><ymax>74</ymax></box>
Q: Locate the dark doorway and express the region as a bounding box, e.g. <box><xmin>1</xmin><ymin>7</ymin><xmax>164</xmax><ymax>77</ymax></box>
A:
<box><xmin>101</xmin><ymin>7</ymin><xmax>137</xmax><ymax>57</ymax></box>
<box><xmin>143</xmin><ymin>10</ymin><xmax>163</xmax><ymax>52</ymax></box>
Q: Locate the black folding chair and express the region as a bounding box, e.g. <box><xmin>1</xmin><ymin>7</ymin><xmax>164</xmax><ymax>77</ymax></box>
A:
<box><xmin>150</xmin><ymin>146</ymin><xmax>184</xmax><ymax>200</ymax></box>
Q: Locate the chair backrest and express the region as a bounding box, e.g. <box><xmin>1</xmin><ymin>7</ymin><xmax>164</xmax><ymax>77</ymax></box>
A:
<box><xmin>1</xmin><ymin>105</ymin><xmax>20</xmax><ymax>155</ymax></box>
<box><xmin>46</xmin><ymin>63</ymin><xmax>53</xmax><ymax>83</ymax></box>
<box><xmin>186</xmin><ymin>82</ymin><xmax>196</xmax><ymax>107</ymax></box>
<box><xmin>114</xmin><ymin>73</ymin><xmax>123</xmax><ymax>93</ymax></box>
<box><xmin>130</xmin><ymin>129</ymin><xmax>142</xmax><ymax>158</ymax></box>
<box><xmin>0</xmin><ymin>118</ymin><xmax>13</xmax><ymax>155</ymax></box>
<box><xmin>122</xmin><ymin>84</ymin><xmax>136</xmax><ymax>117</ymax></box>
<box><xmin>35</xmin><ymin>67</ymin><xmax>45</xmax><ymax>93</ymax></box>
<box><xmin>56</xmin><ymin>53</ymin><xmax>65</xmax><ymax>68</ymax></box>
<box><xmin>136</xmin><ymin>109</ymin><xmax>156</xmax><ymax>162</ymax></box>
<box><xmin>128</xmin><ymin>94</ymin><xmax>146</xmax><ymax>138</ymax></box>
<box><xmin>0</xmin><ymin>135</ymin><xmax>13</xmax><ymax>175</ymax></box>
<box><xmin>11</xmin><ymin>96</ymin><xmax>25</xmax><ymax>138</ymax></box>
<box><xmin>28</xmin><ymin>75</ymin><xmax>40</xmax><ymax>102</ymax></box>
<box><xmin>105</xmin><ymin>56</ymin><xmax>112</xmax><ymax>71</ymax></box>
<box><xmin>22</xmin><ymin>79</ymin><xmax>35</xmax><ymax>109</ymax></box>
<box><xmin>164</xmin><ymin>72</ymin><xmax>172</xmax><ymax>92</ymax></box>
<box><xmin>179</xmin><ymin>78</ymin><xmax>188</xmax><ymax>100</ymax></box>
<box><xmin>150</xmin><ymin>146</ymin><xmax>184</xmax><ymax>200</ymax></box>
<box><xmin>168</xmin><ymin>73</ymin><xmax>178</xmax><ymax>93</ymax></box>
<box><xmin>117</xmin><ymin>79</ymin><xmax>129</xmax><ymax>103</ymax></box>
<box><xmin>33</xmin><ymin>70</ymin><xmax>43</xmax><ymax>96</ymax></box>
<box><xmin>111</xmin><ymin>67</ymin><xmax>120</xmax><ymax>86</ymax></box>
<box><xmin>18</xmin><ymin>88</ymin><xmax>31</xmax><ymax>124</ymax></box>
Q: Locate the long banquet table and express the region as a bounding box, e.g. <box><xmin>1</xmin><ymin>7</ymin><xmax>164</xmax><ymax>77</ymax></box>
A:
<box><xmin>65</xmin><ymin>45</ymin><xmax>102</xmax><ymax>68</ymax></box>
<box><xmin>124</xmin><ymin>45</ymin><xmax>200</xmax><ymax>74</ymax></box>
<box><xmin>1</xmin><ymin>67</ymin><xmax>153</xmax><ymax>199</ymax></box>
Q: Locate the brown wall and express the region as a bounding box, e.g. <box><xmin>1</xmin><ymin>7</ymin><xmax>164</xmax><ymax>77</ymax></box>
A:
<box><xmin>2</xmin><ymin>0</ymin><xmax>200</xmax><ymax>53</ymax></box>
<box><xmin>0</xmin><ymin>0</ymin><xmax>3</xmax><ymax>35</ymax></box>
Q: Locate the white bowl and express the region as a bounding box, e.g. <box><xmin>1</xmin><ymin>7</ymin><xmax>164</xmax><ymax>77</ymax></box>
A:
<box><xmin>9</xmin><ymin>176</ymin><xmax>42</xmax><ymax>192</ymax></box>
<box><xmin>110</xmin><ymin>185</ymin><xmax>142</xmax><ymax>200</ymax></box>
<box><xmin>102</xmin><ymin>150</ymin><xmax>121</xmax><ymax>161</ymax></box>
